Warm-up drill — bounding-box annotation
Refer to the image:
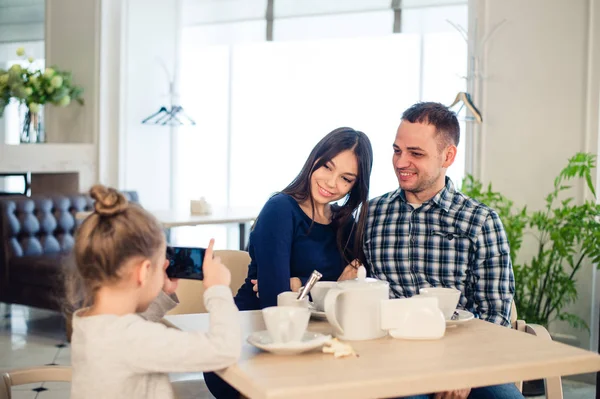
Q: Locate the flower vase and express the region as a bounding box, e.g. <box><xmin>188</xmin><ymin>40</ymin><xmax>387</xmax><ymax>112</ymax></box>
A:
<box><xmin>20</xmin><ymin>107</ymin><xmax>44</xmax><ymax>144</ymax></box>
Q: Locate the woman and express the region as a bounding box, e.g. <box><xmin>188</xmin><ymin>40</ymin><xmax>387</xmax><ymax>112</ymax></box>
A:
<box><xmin>205</xmin><ymin>127</ymin><xmax>373</xmax><ymax>398</ymax></box>
<box><xmin>235</xmin><ymin>126</ymin><xmax>373</xmax><ymax>310</ymax></box>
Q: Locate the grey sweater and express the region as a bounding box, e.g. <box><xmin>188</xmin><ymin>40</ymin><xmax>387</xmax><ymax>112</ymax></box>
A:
<box><xmin>70</xmin><ymin>286</ymin><xmax>241</xmax><ymax>399</ymax></box>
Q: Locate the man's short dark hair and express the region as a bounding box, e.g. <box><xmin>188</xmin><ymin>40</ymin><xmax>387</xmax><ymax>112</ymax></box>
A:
<box><xmin>401</xmin><ymin>102</ymin><xmax>460</xmax><ymax>149</ymax></box>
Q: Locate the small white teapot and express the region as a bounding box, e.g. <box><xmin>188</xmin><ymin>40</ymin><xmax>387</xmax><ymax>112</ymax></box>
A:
<box><xmin>324</xmin><ymin>277</ymin><xmax>389</xmax><ymax>341</ymax></box>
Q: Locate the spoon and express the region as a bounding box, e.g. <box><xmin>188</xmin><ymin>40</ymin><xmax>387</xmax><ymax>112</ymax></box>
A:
<box><xmin>297</xmin><ymin>270</ymin><xmax>322</xmax><ymax>301</ymax></box>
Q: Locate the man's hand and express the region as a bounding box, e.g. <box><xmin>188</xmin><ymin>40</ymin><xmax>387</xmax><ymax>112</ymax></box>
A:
<box><xmin>250</xmin><ymin>277</ymin><xmax>303</xmax><ymax>298</ymax></box>
<box><xmin>434</xmin><ymin>388</ymin><xmax>471</xmax><ymax>399</ymax></box>
<box><xmin>338</xmin><ymin>259</ymin><xmax>362</xmax><ymax>281</ymax></box>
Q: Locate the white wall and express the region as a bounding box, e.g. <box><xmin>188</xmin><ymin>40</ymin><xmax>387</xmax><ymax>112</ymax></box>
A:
<box><xmin>2</xmin><ymin>0</ymin><xmax>180</xmax><ymax>198</ymax></box>
<box><xmin>120</xmin><ymin>0</ymin><xmax>179</xmax><ymax>211</ymax></box>
<box><xmin>45</xmin><ymin>0</ymin><xmax>99</xmax><ymax>144</ymax></box>
<box><xmin>0</xmin><ymin>0</ymin><xmax>98</xmax><ymax>191</ymax></box>
<box><xmin>0</xmin><ymin>0</ymin><xmax>181</xmax><ymax>206</ymax></box>
<box><xmin>472</xmin><ymin>0</ymin><xmax>600</xmax><ymax>356</ymax></box>
<box><xmin>97</xmin><ymin>0</ymin><xmax>124</xmax><ymax>189</ymax></box>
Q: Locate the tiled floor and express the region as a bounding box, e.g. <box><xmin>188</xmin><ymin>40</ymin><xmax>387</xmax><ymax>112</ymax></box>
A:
<box><xmin>0</xmin><ymin>304</ymin><xmax>70</xmax><ymax>399</ymax></box>
<box><xmin>0</xmin><ymin>303</ymin><xmax>596</xmax><ymax>399</ymax></box>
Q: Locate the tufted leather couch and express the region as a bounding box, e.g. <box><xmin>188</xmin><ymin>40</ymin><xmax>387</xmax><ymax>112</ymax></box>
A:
<box><xmin>0</xmin><ymin>192</ymin><xmax>139</xmax><ymax>311</ymax></box>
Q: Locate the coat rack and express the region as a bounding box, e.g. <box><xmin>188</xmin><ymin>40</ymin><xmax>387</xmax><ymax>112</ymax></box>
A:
<box><xmin>141</xmin><ymin>59</ymin><xmax>196</xmax><ymax>126</ymax></box>
<box><xmin>448</xmin><ymin>92</ymin><xmax>483</xmax><ymax>123</ymax></box>
<box><xmin>445</xmin><ymin>15</ymin><xmax>507</xmax><ymax>125</ymax></box>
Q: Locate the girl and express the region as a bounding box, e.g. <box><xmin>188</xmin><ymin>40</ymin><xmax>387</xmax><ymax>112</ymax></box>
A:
<box><xmin>234</xmin><ymin>127</ymin><xmax>374</xmax><ymax>310</ymax></box>
<box><xmin>69</xmin><ymin>185</ymin><xmax>241</xmax><ymax>399</ymax></box>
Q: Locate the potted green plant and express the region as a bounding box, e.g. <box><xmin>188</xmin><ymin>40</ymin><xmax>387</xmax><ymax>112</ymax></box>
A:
<box><xmin>461</xmin><ymin>152</ymin><xmax>600</xmax><ymax>331</ymax></box>
<box><xmin>462</xmin><ymin>153</ymin><xmax>600</xmax><ymax>396</ymax></box>
<box><xmin>0</xmin><ymin>47</ymin><xmax>84</xmax><ymax>143</ymax></box>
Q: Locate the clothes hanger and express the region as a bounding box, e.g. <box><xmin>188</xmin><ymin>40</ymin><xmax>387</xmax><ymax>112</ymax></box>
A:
<box><xmin>168</xmin><ymin>106</ymin><xmax>196</xmax><ymax>126</ymax></box>
<box><xmin>141</xmin><ymin>106</ymin><xmax>169</xmax><ymax>124</ymax></box>
<box><xmin>141</xmin><ymin>60</ymin><xmax>196</xmax><ymax>126</ymax></box>
<box><xmin>142</xmin><ymin>102</ymin><xmax>197</xmax><ymax>127</ymax></box>
<box><xmin>448</xmin><ymin>92</ymin><xmax>482</xmax><ymax>123</ymax></box>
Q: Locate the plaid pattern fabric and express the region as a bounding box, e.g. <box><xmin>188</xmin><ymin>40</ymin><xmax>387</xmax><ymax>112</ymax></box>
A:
<box><xmin>364</xmin><ymin>177</ymin><xmax>514</xmax><ymax>326</ymax></box>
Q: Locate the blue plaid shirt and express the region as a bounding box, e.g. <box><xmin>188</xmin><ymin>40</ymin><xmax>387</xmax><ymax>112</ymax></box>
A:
<box><xmin>364</xmin><ymin>177</ymin><xmax>514</xmax><ymax>326</ymax></box>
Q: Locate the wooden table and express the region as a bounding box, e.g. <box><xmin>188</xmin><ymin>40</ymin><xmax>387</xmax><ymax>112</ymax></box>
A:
<box><xmin>76</xmin><ymin>208</ymin><xmax>259</xmax><ymax>250</ymax></box>
<box><xmin>165</xmin><ymin>311</ymin><xmax>600</xmax><ymax>399</ymax></box>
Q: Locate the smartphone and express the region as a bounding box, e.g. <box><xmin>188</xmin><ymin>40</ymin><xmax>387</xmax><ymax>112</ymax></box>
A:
<box><xmin>166</xmin><ymin>246</ymin><xmax>206</xmax><ymax>280</ymax></box>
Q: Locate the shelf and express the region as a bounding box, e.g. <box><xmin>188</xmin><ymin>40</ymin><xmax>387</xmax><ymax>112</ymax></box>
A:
<box><xmin>0</xmin><ymin>143</ymin><xmax>96</xmax><ymax>173</ymax></box>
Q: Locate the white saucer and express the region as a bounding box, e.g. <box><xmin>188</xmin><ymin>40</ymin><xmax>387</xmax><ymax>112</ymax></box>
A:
<box><xmin>446</xmin><ymin>309</ymin><xmax>474</xmax><ymax>326</ymax></box>
<box><xmin>310</xmin><ymin>309</ymin><xmax>327</xmax><ymax>320</ymax></box>
<box><xmin>308</xmin><ymin>303</ymin><xmax>328</xmax><ymax>320</ymax></box>
<box><xmin>247</xmin><ymin>330</ymin><xmax>331</xmax><ymax>355</ymax></box>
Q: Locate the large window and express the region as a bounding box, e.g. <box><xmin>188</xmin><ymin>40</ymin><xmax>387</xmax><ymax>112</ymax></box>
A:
<box><xmin>174</xmin><ymin>1</ymin><xmax>468</xmax><ymax>248</ymax></box>
<box><xmin>228</xmin><ymin>34</ymin><xmax>421</xmax><ymax>205</ymax></box>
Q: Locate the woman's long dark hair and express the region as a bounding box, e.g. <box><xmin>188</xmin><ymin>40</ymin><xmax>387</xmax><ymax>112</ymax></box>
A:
<box><xmin>282</xmin><ymin>127</ymin><xmax>373</xmax><ymax>265</ymax></box>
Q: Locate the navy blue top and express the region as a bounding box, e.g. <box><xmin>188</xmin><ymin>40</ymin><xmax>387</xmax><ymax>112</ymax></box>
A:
<box><xmin>234</xmin><ymin>193</ymin><xmax>354</xmax><ymax>310</ymax></box>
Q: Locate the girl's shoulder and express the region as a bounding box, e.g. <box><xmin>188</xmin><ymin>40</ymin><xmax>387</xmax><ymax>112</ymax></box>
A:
<box><xmin>73</xmin><ymin>309</ymin><xmax>143</xmax><ymax>325</ymax></box>
<box><xmin>72</xmin><ymin>311</ymin><xmax>147</xmax><ymax>342</ymax></box>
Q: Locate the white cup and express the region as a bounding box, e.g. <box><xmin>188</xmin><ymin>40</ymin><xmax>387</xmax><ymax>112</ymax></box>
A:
<box><xmin>277</xmin><ymin>291</ymin><xmax>309</xmax><ymax>308</ymax></box>
<box><xmin>380</xmin><ymin>297</ymin><xmax>446</xmax><ymax>340</ymax></box>
<box><xmin>310</xmin><ymin>281</ymin><xmax>337</xmax><ymax>311</ymax></box>
<box><xmin>418</xmin><ymin>287</ymin><xmax>461</xmax><ymax>320</ymax></box>
<box><xmin>262</xmin><ymin>306</ymin><xmax>310</xmax><ymax>343</ymax></box>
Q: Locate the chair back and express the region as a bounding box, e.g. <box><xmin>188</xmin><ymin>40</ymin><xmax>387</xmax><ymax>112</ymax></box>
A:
<box><xmin>166</xmin><ymin>249</ymin><xmax>250</xmax><ymax>315</ymax></box>
<box><xmin>1</xmin><ymin>366</ymin><xmax>71</xmax><ymax>399</ymax></box>
<box><xmin>510</xmin><ymin>300</ymin><xmax>518</xmax><ymax>327</ymax></box>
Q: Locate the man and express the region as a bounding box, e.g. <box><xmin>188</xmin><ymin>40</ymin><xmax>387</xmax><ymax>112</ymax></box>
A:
<box><xmin>365</xmin><ymin>102</ymin><xmax>522</xmax><ymax>399</ymax></box>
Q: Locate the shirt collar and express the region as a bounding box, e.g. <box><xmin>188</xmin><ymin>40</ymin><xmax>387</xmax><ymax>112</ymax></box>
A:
<box><xmin>391</xmin><ymin>177</ymin><xmax>455</xmax><ymax>212</ymax></box>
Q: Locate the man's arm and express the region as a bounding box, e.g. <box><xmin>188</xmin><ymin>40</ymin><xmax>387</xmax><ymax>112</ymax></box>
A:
<box><xmin>471</xmin><ymin>211</ymin><xmax>515</xmax><ymax>327</ymax></box>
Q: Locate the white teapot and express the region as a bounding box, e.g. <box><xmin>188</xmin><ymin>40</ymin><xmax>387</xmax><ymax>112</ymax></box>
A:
<box><xmin>324</xmin><ymin>277</ymin><xmax>389</xmax><ymax>341</ymax></box>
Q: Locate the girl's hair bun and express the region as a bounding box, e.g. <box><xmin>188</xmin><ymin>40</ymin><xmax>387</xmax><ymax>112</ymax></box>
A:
<box><xmin>90</xmin><ymin>184</ymin><xmax>128</xmax><ymax>216</ymax></box>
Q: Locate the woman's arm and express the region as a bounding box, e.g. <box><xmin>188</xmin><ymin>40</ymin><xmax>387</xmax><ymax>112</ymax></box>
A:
<box><xmin>252</xmin><ymin>197</ymin><xmax>297</xmax><ymax>308</ymax></box>
<box><xmin>250</xmin><ymin>277</ymin><xmax>302</xmax><ymax>297</ymax></box>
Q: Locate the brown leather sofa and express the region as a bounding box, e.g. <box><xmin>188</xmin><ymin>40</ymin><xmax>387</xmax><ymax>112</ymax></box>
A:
<box><xmin>0</xmin><ymin>191</ymin><xmax>139</xmax><ymax>312</ymax></box>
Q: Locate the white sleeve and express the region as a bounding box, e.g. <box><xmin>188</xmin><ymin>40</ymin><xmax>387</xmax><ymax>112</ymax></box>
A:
<box><xmin>122</xmin><ymin>285</ymin><xmax>242</xmax><ymax>373</ymax></box>
<box><xmin>139</xmin><ymin>291</ymin><xmax>179</xmax><ymax>322</ymax></box>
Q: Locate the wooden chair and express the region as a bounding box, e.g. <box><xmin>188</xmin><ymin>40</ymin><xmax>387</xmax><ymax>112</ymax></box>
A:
<box><xmin>1</xmin><ymin>366</ymin><xmax>71</xmax><ymax>399</ymax></box>
<box><xmin>511</xmin><ymin>301</ymin><xmax>563</xmax><ymax>399</ymax></box>
<box><xmin>166</xmin><ymin>249</ymin><xmax>250</xmax><ymax>315</ymax></box>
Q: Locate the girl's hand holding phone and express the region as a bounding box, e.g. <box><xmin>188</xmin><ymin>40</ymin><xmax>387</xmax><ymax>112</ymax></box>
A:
<box><xmin>162</xmin><ymin>258</ymin><xmax>179</xmax><ymax>295</ymax></box>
